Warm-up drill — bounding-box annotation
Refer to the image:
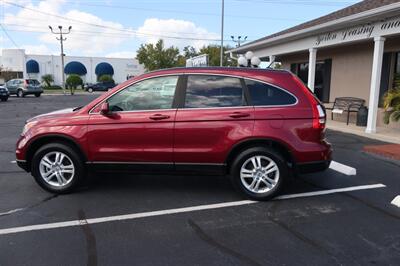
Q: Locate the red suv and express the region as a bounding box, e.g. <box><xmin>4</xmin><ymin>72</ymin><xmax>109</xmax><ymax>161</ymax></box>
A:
<box><xmin>16</xmin><ymin>67</ymin><xmax>331</xmax><ymax>200</ymax></box>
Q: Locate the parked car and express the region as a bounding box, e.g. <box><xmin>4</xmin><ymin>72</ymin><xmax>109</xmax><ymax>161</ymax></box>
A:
<box><xmin>6</xmin><ymin>79</ymin><xmax>43</xmax><ymax>97</ymax></box>
<box><xmin>0</xmin><ymin>84</ymin><xmax>10</xmax><ymax>101</ymax></box>
<box><xmin>16</xmin><ymin>67</ymin><xmax>332</xmax><ymax>200</ymax></box>
<box><xmin>84</xmin><ymin>81</ymin><xmax>116</xmax><ymax>93</ymax></box>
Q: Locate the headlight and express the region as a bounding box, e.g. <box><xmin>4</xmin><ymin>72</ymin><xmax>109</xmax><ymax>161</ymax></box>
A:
<box><xmin>22</xmin><ymin>121</ymin><xmax>38</xmax><ymax>135</ymax></box>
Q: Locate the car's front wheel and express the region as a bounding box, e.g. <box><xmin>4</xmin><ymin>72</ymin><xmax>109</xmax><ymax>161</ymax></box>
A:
<box><xmin>87</xmin><ymin>88</ymin><xmax>93</xmax><ymax>93</ymax></box>
<box><xmin>31</xmin><ymin>143</ymin><xmax>85</xmax><ymax>193</ymax></box>
<box><xmin>230</xmin><ymin>147</ymin><xmax>287</xmax><ymax>201</ymax></box>
<box><xmin>35</xmin><ymin>93</ymin><xmax>41</xmax><ymax>97</ymax></box>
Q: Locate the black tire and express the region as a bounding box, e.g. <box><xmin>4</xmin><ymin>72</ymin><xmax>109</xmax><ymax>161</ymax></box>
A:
<box><xmin>88</xmin><ymin>88</ymin><xmax>93</xmax><ymax>93</ymax></box>
<box><xmin>31</xmin><ymin>143</ymin><xmax>86</xmax><ymax>194</ymax></box>
<box><xmin>0</xmin><ymin>97</ymin><xmax>7</xmax><ymax>102</ymax></box>
<box><xmin>35</xmin><ymin>93</ymin><xmax>41</xmax><ymax>97</ymax></box>
<box><xmin>230</xmin><ymin>147</ymin><xmax>288</xmax><ymax>201</ymax></box>
<box><xmin>17</xmin><ymin>89</ymin><xmax>24</xmax><ymax>98</ymax></box>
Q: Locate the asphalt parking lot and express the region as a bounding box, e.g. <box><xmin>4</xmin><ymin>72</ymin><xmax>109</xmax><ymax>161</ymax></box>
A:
<box><xmin>0</xmin><ymin>94</ymin><xmax>399</xmax><ymax>266</ymax></box>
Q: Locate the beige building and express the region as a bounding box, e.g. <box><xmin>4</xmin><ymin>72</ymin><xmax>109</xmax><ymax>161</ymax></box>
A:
<box><xmin>229</xmin><ymin>0</ymin><xmax>400</xmax><ymax>134</ymax></box>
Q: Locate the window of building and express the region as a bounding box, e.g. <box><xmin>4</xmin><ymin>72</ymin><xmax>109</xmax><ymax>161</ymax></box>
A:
<box><xmin>245</xmin><ymin>79</ymin><xmax>296</xmax><ymax>106</ymax></box>
<box><xmin>107</xmin><ymin>76</ymin><xmax>178</xmax><ymax>112</ymax></box>
<box><xmin>184</xmin><ymin>75</ymin><xmax>245</xmax><ymax>108</ymax></box>
<box><xmin>291</xmin><ymin>59</ymin><xmax>332</xmax><ymax>103</ymax></box>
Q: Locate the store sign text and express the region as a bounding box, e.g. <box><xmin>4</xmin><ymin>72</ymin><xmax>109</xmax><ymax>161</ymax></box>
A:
<box><xmin>316</xmin><ymin>17</ymin><xmax>400</xmax><ymax>46</ymax></box>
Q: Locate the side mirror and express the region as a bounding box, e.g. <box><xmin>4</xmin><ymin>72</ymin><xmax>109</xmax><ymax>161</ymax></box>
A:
<box><xmin>100</xmin><ymin>102</ymin><xmax>110</xmax><ymax>115</ymax></box>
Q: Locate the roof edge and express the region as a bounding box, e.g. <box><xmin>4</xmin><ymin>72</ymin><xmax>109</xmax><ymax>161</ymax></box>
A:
<box><xmin>228</xmin><ymin>1</ymin><xmax>400</xmax><ymax>54</ymax></box>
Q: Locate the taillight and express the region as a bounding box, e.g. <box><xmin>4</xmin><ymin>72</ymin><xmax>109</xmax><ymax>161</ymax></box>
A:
<box><xmin>313</xmin><ymin>104</ymin><xmax>326</xmax><ymax>129</ymax></box>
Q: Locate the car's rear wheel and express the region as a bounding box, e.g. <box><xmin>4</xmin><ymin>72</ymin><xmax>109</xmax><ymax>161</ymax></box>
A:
<box><xmin>88</xmin><ymin>88</ymin><xmax>93</xmax><ymax>93</ymax></box>
<box><xmin>17</xmin><ymin>89</ymin><xmax>24</xmax><ymax>98</ymax></box>
<box><xmin>35</xmin><ymin>93</ymin><xmax>41</xmax><ymax>97</ymax></box>
<box><xmin>230</xmin><ymin>147</ymin><xmax>287</xmax><ymax>201</ymax></box>
<box><xmin>31</xmin><ymin>143</ymin><xmax>85</xmax><ymax>194</ymax></box>
<box><xmin>1</xmin><ymin>97</ymin><xmax>8</xmax><ymax>102</ymax></box>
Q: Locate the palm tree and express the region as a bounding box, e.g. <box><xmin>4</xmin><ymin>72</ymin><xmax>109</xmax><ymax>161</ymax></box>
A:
<box><xmin>41</xmin><ymin>74</ymin><xmax>54</xmax><ymax>88</ymax></box>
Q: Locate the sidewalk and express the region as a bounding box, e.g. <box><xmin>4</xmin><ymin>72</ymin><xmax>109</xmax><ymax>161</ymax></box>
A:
<box><xmin>326</xmin><ymin>120</ymin><xmax>400</xmax><ymax>144</ymax></box>
<box><xmin>363</xmin><ymin>144</ymin><xmax>400</xmax><ymax>161</ymax></box>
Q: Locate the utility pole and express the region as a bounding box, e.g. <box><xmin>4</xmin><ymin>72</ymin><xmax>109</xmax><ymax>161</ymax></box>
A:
<box><xmin>231</xmin><ymin>36</ymin><xmax>247</xmax><ymax>47</ymax></box>
<box><xmin>49</xmin><ymin>25</ymin><xmax>72</xmax><ymax>95</ymax></box>
<box><xmin>220</xmin><ymin>0</ymin><xmax>224</xmax><ymax>67</ymax></box>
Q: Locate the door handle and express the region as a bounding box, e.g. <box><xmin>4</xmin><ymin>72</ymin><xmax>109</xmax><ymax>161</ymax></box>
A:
<box><xmin>229</xmin><ymin>112</ymin><xmax>250</xmax><ymax>118</ymax></box>
<box><xmin>149</xmin><ymin>114</ymin><xmax>170</xmax><ymax>120</ymax></box>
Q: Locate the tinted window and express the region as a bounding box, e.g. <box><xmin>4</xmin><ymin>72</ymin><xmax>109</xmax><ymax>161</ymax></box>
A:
<box><xmin>26</xmin><ymin>79</ymin><xmax>39</xmax><ymax>85</ymax></box>
<box><xmin>246</xmin><ymin>79</ymin><xmax>296</xmax><ymax>106</ymax></box>
<box><xmin>185</xmin><ymin>75</ymin><xmax>244</xmax><ymax>108</ymax></box>
<box><xmin>107</xmin><ymin>76</ymin><xmax>178</xmax><ymax>112</ymax></box>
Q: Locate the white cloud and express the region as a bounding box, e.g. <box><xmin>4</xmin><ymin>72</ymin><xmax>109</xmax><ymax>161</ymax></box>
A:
<box><xmin>4</xmin><ymin>1</ymin><xmax>219</xmax><ymax>56</ymax></box>
<box><xmin>136</xmin><ymin>18</ymin><xmax>219</xmax><ymax>51</ymax></box>
<box><xmin>22</xmin><ymin>44</ymin><xmax>54</xmax><ymax>54</ymax></box>
<box><xmin>4</xmin><ymin>0</ymin><xmax>134</xmax><ymax>55</ymax></box>
<box><xmin>105</xmin><ymin>51</ymin><xmax>136</xmax><ymax>58</ymax></box>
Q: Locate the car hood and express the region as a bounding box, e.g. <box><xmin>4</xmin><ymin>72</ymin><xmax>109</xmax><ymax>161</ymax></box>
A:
<box><xmin>27</xmin><ymin>107</ymin><xmax>76</xmax><ymax>123</ymax></box>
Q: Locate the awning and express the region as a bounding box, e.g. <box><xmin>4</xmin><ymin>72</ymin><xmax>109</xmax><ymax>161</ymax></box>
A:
<box><xmin>26</xmin><ymin>59</ymin><xmax>39</xmax><ymax>74</ymax></box>
<box><xmin>95</xmin><ymin>62</ymin><xmax>114</xmax><ymax>76</ymax></box>
<box><xmin>64</xmin><ymin>61</ymin><xmax>87</xmax><ymax>75</ymax></box>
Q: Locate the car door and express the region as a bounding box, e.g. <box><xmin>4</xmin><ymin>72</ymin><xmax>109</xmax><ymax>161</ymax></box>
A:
<box><xmin>87</xmin><ymin>75</ymin><xmax>181</xmax><ymax>170</ymax></box>
<box><xmin>6</xmin><ymin>80</ymin><xmax>16</xmax><ymax>94</ymax></box>
<box><xmin>174</xmin><ymin>74</ymin><xmax>254</xmax><ymax>173</ymax></box>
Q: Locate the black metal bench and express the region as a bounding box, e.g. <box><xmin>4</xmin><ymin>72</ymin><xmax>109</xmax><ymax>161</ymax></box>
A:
<box><xmin>326</xmin><ymin>97</ymin><xmax>365</xmax><ymax>125</ymax></box>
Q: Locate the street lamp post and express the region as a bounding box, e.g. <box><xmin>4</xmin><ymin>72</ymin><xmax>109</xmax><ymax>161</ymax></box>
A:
<box><xmin>49</xmin><ymin>25</ymin><xmax>72</xmax><ymax>95</ymax></box>
<box><xmin>231</xmin><ymin>36</ymin><xmax>247</xmax><ymax>47</ymax></box>
<box><xmin>220</xmin><ymin>0</ymin><xmax>224</xmax><ymax>67</ymax></box>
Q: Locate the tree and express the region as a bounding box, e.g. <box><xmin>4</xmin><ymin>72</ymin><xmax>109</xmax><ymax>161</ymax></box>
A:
<box><xmin>183</xmin><ymin>46</ymin><xmax>198</xmax><ymax>59</ymax></box>
<box><xmin>98</xmin><ymin>74</ymin><xmax>114</xmax><ymax>83</ymax></box>
<box><xmin>41</xmin><ymin>74</ymin><xmax>54</xmax><ymax>88</ymax></box>
<box><xmin>199</xmin><ymin>45</ymin><xmax>236</xmax><ymax>67</ymax></box>
<box><xmin>136</xmin><ymin>39</ymin><xmax>180</xmax><ymax>71</ymax></box>
<box><xmin>66</xmin><ymin>74</ymin><xmax>83</xmax><ymax>95</ymax></box>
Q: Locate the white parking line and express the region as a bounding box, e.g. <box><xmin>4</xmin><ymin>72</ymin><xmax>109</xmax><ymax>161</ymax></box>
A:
<box><xmin>330</xmin><ymin>161</ymin><xmax>357</xmax><ymax>175</ymax></box>
<box><xmin>0</xmin><ymin>183</ymin><xmax>385</xmax><ymax>236</ymax></box>
<box><xmin>391</xmin><ymin>196</ymin><xmax>400</xmax><ymax>208</ymax></box>
<box><xmin>0</xmin><ymin>208</ymin><xmax>24</xmax><ymax>216</ymax></box>
<box><xmin>10</xmin><ymin>160</ymin><xmax>16</xmax><ymax>164</ymax></box>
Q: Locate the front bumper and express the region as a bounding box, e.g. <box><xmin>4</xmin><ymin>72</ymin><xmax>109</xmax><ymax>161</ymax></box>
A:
<box><xmin>16</xmin><ymin>160</ymin><xmax>29</xmax><ymax>172</ymax></box>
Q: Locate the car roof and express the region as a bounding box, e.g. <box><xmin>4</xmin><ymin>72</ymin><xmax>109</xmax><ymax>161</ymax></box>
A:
<box><xmin>132</xmin><ymin>67</ymin><xmax>292</xmax><ymax>82</ymax></box>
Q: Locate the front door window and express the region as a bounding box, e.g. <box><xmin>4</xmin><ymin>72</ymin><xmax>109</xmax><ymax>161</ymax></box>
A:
<box><xmin>107</xmin><ymin>76</ymin><xmax>178</xmax><ymax>112</ymax></box>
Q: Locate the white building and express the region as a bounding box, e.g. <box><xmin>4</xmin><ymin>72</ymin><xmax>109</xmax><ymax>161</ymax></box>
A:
<box><xmin>0</xmin><ymin>49</ymin><xmax>144</xmax><ymax>84</ymax></box>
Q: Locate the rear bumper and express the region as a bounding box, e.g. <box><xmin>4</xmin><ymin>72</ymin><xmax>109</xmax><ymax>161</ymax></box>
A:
<box><xmin>296</xmin><ymin>160</ymin><xmax>331</xmax><ymax>174</ymax></box>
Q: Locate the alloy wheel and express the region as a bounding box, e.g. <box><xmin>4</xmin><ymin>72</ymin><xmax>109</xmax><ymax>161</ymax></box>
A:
<box><xmin>240</xmin><ymin>155</ymin><xmax>280</xmax><ymax>194</ymax></box>
<box><xmin>39</xmin><ymin>151</ymin><xmax>75</xmax><ymax>187</ymax></box>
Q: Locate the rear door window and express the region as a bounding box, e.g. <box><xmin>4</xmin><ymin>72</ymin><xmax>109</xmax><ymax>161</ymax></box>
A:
<box><xmin>26</xmin><ymin>79</ymin><xmax>39</xmax><ymax>85</ymax></box>
<box><xmin>245</xmin><ymin>79</ymin><xmax>297</xmax><ymax>106</ymax></box>
<box><xmin>184</xmin><ymin>75</ymin><xmax>245</xmax><ymax>108</ymax></box>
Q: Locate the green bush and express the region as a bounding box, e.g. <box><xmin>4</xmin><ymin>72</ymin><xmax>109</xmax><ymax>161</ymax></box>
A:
<box><xmin>383</xmin><ymin>73</ymin><xmax>400</xmax><ymax>124</ymax></box>
<box><xmin>66</xmin><ymin>74</ymin><xmax>83</xmax><ymax>95</ymax></box>
<box><xmin>98</xmin><ymin>74</ymin><xmax>114</xmax><ymax>83</ymax></box>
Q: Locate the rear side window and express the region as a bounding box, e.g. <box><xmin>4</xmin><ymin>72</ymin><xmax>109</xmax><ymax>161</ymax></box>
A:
<box><xmin>26</xmin><ymin>79</ymin><xmax>39</xmax><ymax>85</ymax></box>
<box><xmin>185</xmin><ymin>75</ymin><xmax>245</xmax><ymax>108</ymax></box>
<box><xmin>245</xmin><ymin>79</ymin><xmax>297</xmax><ymax>106</ymax></box>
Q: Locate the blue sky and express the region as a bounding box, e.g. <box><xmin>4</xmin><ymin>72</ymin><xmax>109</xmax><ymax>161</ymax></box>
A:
<box><xmin>0</xmin><ymin>0</ymin><xmax>359</xmax><ymax>58</ymax></box>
